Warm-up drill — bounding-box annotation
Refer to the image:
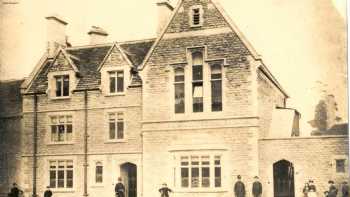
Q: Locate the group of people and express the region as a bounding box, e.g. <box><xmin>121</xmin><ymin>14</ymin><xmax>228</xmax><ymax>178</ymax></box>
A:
<box><xmin>8</xmin><ymin>183</ymin><xmax>52</xmax><ymax>197</ymax></box>
<box><xmin>233</xmin><ymin>175</ymin><xmax>263</xmax><ymax>197</ymax></box>
<box><xmin>303</xmin><ymin>179</ymin><xmax>349</xmax><ymax>197</ymax></box>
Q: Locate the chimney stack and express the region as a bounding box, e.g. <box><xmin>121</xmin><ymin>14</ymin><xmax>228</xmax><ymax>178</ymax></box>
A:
<box><xmin>156</xmin><ymin>0</ymin><xmax>174</xmax><ymax>36</ymax></box>
<box><xmin>88</xmin><ymin>26</ymin><xmax>108</xmax><ymax>45</ymax></box>
<box><xmin>45</xmin><ymin>14</ymin><xmax>68</xmax><ymax>58</ymax></box>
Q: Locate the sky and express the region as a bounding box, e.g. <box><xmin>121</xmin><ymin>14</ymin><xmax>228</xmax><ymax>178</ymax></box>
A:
<box><xmin>0</xmin><ymin>0</ymin><xmax>347</xmax><ymax>135</ymax></box>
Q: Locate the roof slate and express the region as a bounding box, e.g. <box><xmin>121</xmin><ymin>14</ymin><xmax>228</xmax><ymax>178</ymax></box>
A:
<box><xmin>27</xmin><ymin>39</ymin><xmax>155</xmax><ymax>93</ymax></box>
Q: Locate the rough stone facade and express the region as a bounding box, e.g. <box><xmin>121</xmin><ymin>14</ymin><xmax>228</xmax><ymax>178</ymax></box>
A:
<box><xmin>0</xmin><ymin>80</ymin><xmax>23</xmax><ymax>197</ymax></box>
<box><xmin>0</xmin><ymin>0</ymin><xmax>348</xmax><ymax>197</ymax></box>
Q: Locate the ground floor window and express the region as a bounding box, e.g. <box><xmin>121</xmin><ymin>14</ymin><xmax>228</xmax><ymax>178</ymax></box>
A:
<box><xmin>49</xmin><ymin>160</ymin><xmax>73</xmax><ymax>188</ymax></box>
<box><xmin>180</xmin><ymin>155</ymin><xmax>221</xmax><ymax>188</ymax></box>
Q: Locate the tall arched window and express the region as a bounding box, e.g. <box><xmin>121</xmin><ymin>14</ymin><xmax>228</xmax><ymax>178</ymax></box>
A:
<box><xmin>95</xmin><ymin>162</ymin><xmax>103</xmax><ymax>183</ymax></box>
<box><xmin>192</xmin><ymin>52</ymin><xmax>204</xmax><ymax>112</ymax></box>
<box><xmin>211</xmin><ymin>64</ymin><xmax>222</xmax><ymax>111</ymax></box>
<box><xmin>174</xmin><ymin>67</ymin><xmax>185</xmax><ymax>113</ymax></box>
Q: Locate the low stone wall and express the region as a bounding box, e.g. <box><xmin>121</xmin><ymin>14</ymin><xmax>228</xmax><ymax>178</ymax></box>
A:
<box><xmin>259</xmin><ymin>135</ymin><xmax>349</xmax><ymax>197</ymax></box>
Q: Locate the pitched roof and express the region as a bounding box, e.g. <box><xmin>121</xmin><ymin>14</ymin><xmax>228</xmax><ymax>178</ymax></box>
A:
<box><xmin>119</xmin><ymin>39</ymin><xmax>155</xmax><ymax>67</ymax></box>
<box><xmin>66</xmin><ymin>45</ymin><xmax>112</xmax><ymax>90</ymax></box>
<box><xmin>26</xmin><ymin>39</ymin><xmax>156</xmax><ymax>93</ymax></box>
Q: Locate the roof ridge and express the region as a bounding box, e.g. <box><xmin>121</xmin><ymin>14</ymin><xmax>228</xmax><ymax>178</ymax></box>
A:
<box><xmin>118</xmin><ymin>38</ymin><xmax>156</xmax><ymax>45</ymax></box>
<box><xmin>66</xmin><ymin>43</ymin><xmax>114</xmax><ymax>50</ymax></box>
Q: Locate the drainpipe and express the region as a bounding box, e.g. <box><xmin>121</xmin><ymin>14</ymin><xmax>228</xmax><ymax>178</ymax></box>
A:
<box><xmin>83</xmin><ymin>90</ymin><xmax>88</xmax><ymax>197</ymax></box>
<box><xmin>32</xmin><ymin>93</ymin><xmax>38</xmax><ymax>197</ymax></box>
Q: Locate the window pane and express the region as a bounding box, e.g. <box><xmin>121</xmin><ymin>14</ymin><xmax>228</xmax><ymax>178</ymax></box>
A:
<box><xmin>51</xmin><ymin>117</ymin><xmax>57</xmax><ymax>124</ymax></box>
<box><xmin>336</xmin><ymin>159</ymin><xmax>345</xmax><ymax>173</ymax></box>
<box><xmin>51</xmin><ymin>125</ymin><xmax>58</xmax><ymax>142</ymax></box>
<box><xmin>117</xmin><ymin>122</ymin><xmax>124</xmax><ymax>139</ymax></box>
<box><xmin>191</xmin><ymin>168</ymin><xmax>199</xmax><ymax>188</ymax></box>
<box><xmin>181</xmin><ymin>157</ymin><xmax>189</xmax><ymax>166</ymax></box>
<box><xmin>67</xmin><ymin>170</ymin><xmax>73</xmax><ymax>188</ymax></box>
<box><xmin>57</xmin><ymin>170</ymin><xmax>64</xmax><ymax>188</ymax></box>
<box><xmin>49</xmin><ymin>170</ymin><xmax>56</xmax><ymax>188</ymax></box>
<box><xmin>175</xmin><ymin>83</ymin><xmax>185</xmax><ymax>113</ymax></box>
<box><xmin>215</xmin><ymin>167</ymin><xmax>221</xmax><ymax>187</ymax></box>
<box><xmin>96</xmin><ymin>166</ymin><xmax>103</xmax><ymax>183</ymax></box>
<box><xmin>192</xmin><ymin>52</ymin><xmax>203</xmax><ymax>67</ymax></box>
<box><xmin>56</xmin><ymin>77</ymin><xmax>62</xmax><ymax>97</ymax></box>
<box><xmin>66</xmin><ymin>124</ymin><xmax>72</xmax><ymax>141</ymax></box>
<box><xmin>211</xmin><ymin>65</ymin><xmax>222</xmax><ymax>79</ymax></box>
<box><xmin>63</xmin><ymin>76</ymin><xmax>69</xmax><ymax>96</ymax></box>
<box><xmin>211</xmin><ymin>80</ymin><xmax>222</xmax><ymax>111</ymax></box>
<box><xmin>193</xmin><ymin>83</ymin><xmax>203</xmax><ymax>112</ymax></box>
<box><xmin>109</xmin><ymin>122</ymin><xmax>115</xmax><ymax>139</ymax></box>
<box><xmin>110</xmin><ymin>77</ymin><xmax>116</xmax><ymax>93</ymax></box>
<box><xmin>202</xmin><ymin>167</ymin><xmax>210</xmax><ymax>187</ymax></box>
<box><xmin>181</xmin><ymin>168</ymin><xmax>189</xmax><ymax>187</ymax></box>
<box><xmin>117</xmin><ymin>71</ymin><xmax>124</xmax><ymax>92</ymax></box>
<box><xmin>192</xmin><ymin>65</ymin><xmax>203</xmax><ymax>81</ymax></box>
<box><xmin>174</xmin><ymin>68</ymin><xmax>184</xmax><ymax>82</ymax></box>
<box><xmin>58</xmin><ymin>125</ymin><xmax>65</xmax><ymax>142</ymax></box>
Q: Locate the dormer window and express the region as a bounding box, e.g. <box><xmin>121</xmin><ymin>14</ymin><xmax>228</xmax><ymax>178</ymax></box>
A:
<box><xmin>109</xmin><ymin>71</ymin><xmax>124</xmax><ymax>93</ymax></box>
<box><xmin>190</xmin><ymin>5</ymin><xmax>203</xmax><ymax>27</ymax></box>
<box><xmin>55</xmin><ymin>75</ymin><xmax>69</xmax><ymax>97</ymax></box>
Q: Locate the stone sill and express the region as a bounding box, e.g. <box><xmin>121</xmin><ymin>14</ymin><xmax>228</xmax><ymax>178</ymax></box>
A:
<box><xmin>174</xmin><ymin>189</ymin><xmax>227</xmax><ymax>193</ymax></box>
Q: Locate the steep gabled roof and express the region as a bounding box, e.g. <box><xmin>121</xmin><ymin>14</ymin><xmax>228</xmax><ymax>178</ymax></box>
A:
<box><xmin>25</xmin><ymin>39</ymin><xmax>155</xmax><ymax>93</ymax></box>
<box><xmin>139</xmin><ymin>0</ymin><xmax>262</xmax><ymax>71</ymax></box>
<box><xmin>66</xmin><ymin>44</ymin><xmax>112</xmax><ymax>90</ymax></box>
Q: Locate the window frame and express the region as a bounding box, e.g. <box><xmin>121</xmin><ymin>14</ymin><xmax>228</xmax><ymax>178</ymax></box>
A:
<box><xmin>210</xmin><ymin>64</ymin><xmax>223</xmax><ymax>112</ymax></box>
<box><xmin>48</xmin><ymin>71</ymin><xmax>76</xmax><ymax>100</ymax></box>
<box><xmin>48</xmin><ymin>159</ymin><xmax>74</xmax><ymax>191</ymax></box>
<box><xmin>47</xmin><ymin>113</ymin><xmax>74</xmax><ymax>145</ymax></box>
<box><xmin>95</xmin><ymin>162</ymin><xmax>104</xmax><ymax>184</ymax></box>
<box><xmin>108</xmin><ymin>70</ymin><xmax>125</xmax><ymax>94</ymax></box>
<box><xmin>333</xmin><ymin>155</ymin><xmax>348</xmax><ymax>175</ymax></box>
<box><xmin>189</xmin><ymin>5</ymin><xmax>204</xmax><ymax>27</ymax></box>
<box><xmin>192</xmin><ymin>51</ymin><xmax>204</xmax><ymax>113</ymax></box>
<box><xmin>174</xmin><ymin>67</ymin><xmax>186</xmax><ymax>114</ymax></box>
<box><xmin>105</xmin><ymin>110</ymin><xmax>127</xmax><ymax>143</ymax></box>
<box><xmin>176</xmin><ymin>154</ymin><xmax>223</xmax><ymax>192</ymax></box>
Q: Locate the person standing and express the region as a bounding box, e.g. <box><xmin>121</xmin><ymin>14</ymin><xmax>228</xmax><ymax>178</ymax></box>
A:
<box><xmin>9</xmin><ymin>183</ymin><xmax>20</xmax><ymax>197</ymax></box>
<box><xmin>158</xmin><ymin>183</ymin><xmax>172</xmax><ymax>197</ymax></box>
<box><xmin>308</xmin><ymin>180</ymin><xmax>317</xmax><ymax>197</ymax></box>
<box><xmin>252</xmin><ymin>176</ymin><xmax>262</xmax><ymax>197</ymax></box>
<box><xmin>327</xmin><ymin>180</ymin><xmax>338</xmax><ymax>197</ymax></box>
<box><xmin>342</xmin><ymin>181</ymin><xmax>349</xmax><ymax>197</ymax></box>
<box><xmin>44</xmin><ymin>186</ymin><xmax>53</xmax><ymax>197</ymax></box>
<box><xmin>234</xmin><ymin>175</ymin><xmax>246</xmax><ymax>197</ymax></box>
<box><xmin>115</xmin><ymin>177</ymin><xmax>126</xmax><ymax>197</ymax></box>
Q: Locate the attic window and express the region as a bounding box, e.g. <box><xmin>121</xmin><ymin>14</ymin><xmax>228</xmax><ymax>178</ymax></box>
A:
<box><xmin>190</xmin><ymin>6</ymin><xmax>203</xmax><ymax>27</ymax></box>
<box><xmin>55</xmin><ymin>75</ymin><xmax>69</xmax><ymax>97</ymax></box>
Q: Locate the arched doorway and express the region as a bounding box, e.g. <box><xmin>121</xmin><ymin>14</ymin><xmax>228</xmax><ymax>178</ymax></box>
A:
<box><xmin>273</xmin><ymin>160</ymin><xmax>295</xmax><ymax>197</ymax></box>
<box><xmin>120</xmin><ymin>162</ymin><xmax>137</xmax><ymax>197</ymax></box>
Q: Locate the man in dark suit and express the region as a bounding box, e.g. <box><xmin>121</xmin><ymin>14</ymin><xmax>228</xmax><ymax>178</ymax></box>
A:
<box><xmin>342</xmin><ymin>181</ymin><xmax>349</xmax><ymax>197</ymax></box>
<box><xmin>115</xmin><ymin>177</ymin><xmax>126</xmax><ymax>197</ymax></box>
<box><xmin>327</xmin><ymin>180</ymin><xmax>338</xmax><ymax>197</ymax></box>
<box><xmin>234</xmin><ymin>175</ymin><xmax>246</xmax><ymax>197</ymax></box>
<box><xmin>44</xmin><ymin>186</ymin><xmax>53</xmax><ymax>197</ymax></box>
<box><xmin>252</xmin><ymin>176</ymin><xmax>262</xmax><ymax>197</ymax></box>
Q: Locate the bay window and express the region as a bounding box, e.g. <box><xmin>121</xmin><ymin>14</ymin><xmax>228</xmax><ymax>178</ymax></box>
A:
<box><xmin>180</xmin><ymin>155</ymin><xmax>221</xmax><ymax>189</ymax></box>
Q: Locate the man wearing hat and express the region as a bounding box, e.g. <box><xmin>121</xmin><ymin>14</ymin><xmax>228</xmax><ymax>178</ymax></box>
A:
<box><xmin>327</xmin><ymin>180</ymin><xmax>338</xmax><ymax>197</ymax></box>
<box><xmin>158</xmin><ymin>183</ymin><xmax>172</xmax><ymax>197</ymax></box>
<box><xmin>234</xmin><ymin>175</ymin><xmax>246</xmax><ymax>197</ymax></box>
<box><xmin>115</xmin><ymin>177</ymin><xmax>125</xmax><ymax>197</ymax></box>
<box><xmin>252</xmin><ymin>176</ymin><xmax>262</xmax><ymax>197</ymax></box>
<box><xmin>44</xmin><ymin>186</ymin><xmax>53</xmax><ymax>197</ymax></box>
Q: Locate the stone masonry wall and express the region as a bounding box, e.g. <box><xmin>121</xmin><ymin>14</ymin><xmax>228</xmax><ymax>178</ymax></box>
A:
<box><xmin>257</xmin><ymin>69</ymin><xmax>286</xmax><ymax>138</ymax></box>
<box><xmin>259</xmin><ymin>136</ymin><xmax>349</xmax><ymax>197</ymax></box>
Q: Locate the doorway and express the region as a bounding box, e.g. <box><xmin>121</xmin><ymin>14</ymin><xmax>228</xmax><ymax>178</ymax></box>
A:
<box><xmin>120</xmin><ymin>162</ymin><xmax>137</xmax><ymax>197</ymax></box>
<box><xmin>273</xmin><ymin>160</ymin><xmax>295</xmax><ymax>197</ymax></box>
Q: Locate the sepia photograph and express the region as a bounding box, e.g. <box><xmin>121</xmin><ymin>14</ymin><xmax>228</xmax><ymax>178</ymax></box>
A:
<box><xmin>0</xmin><ymin>0</ymin><xmax>348</xmax><ymax>197</ymax></box>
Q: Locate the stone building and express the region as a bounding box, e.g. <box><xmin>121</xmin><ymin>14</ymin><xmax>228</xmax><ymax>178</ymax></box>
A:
<box><xmin>0</xmin><ymin>0</ymin><xmax>348</xmax><ymax>197</ymax></box>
